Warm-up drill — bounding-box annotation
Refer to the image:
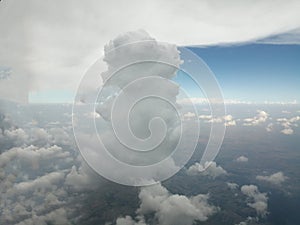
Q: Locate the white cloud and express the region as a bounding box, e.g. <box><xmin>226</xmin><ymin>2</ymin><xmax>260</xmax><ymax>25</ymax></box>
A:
<box><xmin>258</xmin><ymin>28</ymin><xmax>300</xmax><ymax>45</ymax></box>
<box><xmin>225</xmin><ymin>120</ymin><xmax>236</xmax><ymax>127</ymax></box>
<box><xmin>243</xmin><ymin>110</ymin><xmax>269</xmax><ymax>126</ymax></box>
<box><xmin>2</xmin><ymin>128</ymin><xmax>28</xmax><ymax>144</ymax></box>
<box><xmin>198</xmin><ymin>114</ymin><xmax>236</xmax><ymax>127</ymax></box>
<box><xmin>236</xmin><ymin>156</ymin><xmax>248</xmax><ymax>163</ymax></box>
<box><xmin>15</xmin><ymin>208</ymin><xmax>71</xmax><ymax>225</ymax></box>
<box><xmin>266</xmin><ymin>123</ymin><xmax>273</xmax><ymax>132</ymax></box>
<box><xmin>0</xmin><ymin>145</ymin><xmax>70</xmax><ymax>169</ymax></box>
<box><xmin>234</xmin><ymin>217</ymin><xmax>256</xmax><ymax>225</ymax></box>
<box><xmin>281</xmin><ymin>128</ymin><xmax>294</xmax><ymax>135</ymax></box>
<box><xmin>65</xmin><ymin>162</ymin><xmax>101</xmax><ymax>191</ymax></box>
<box><xmin>117</xmin><ymin>182</ymin><xmax>218</xmax><ymax>225</ymax></box>
<box><xmin>12</xmin><ymin>171</ymin><xmax>65</xmax><ymax>194</ymax></box>
<box><xmin>256</xmin><ymin>172</ymin><xmax>287</xmax><ymax>185</ymax></box>
<box><xmin>227</xmin><ymin>182</ymin><xmax>239</xmax><ymax>191</ymax></box>
<box><xmin>241</xmin><ymin>185</ymin><xmax>268</xmax><ymax>217</ymax></box>
<box><xmin>277</xmin><ymin>115</ymin><xmax>299</xmax><ymax>135</ymax></box>
<box><xmin>187</xmin><ymin>161</ymin><xmax>227</xmax><ymax>179</ymax></box>
<box><xmin>178</xmin><ymin>98</ymin><xmax>299</xmax><ymax>105</ymax></box>
<box><xmin>183</xmin><ymin>112</ymin><xmax>196</xmax><ymax>120</ymax></box>
<box><xmin>116</xmin><ymin>216</ymin><xmax>147</xmax><ymax>225</ymax></box>
<box><xmin>198</xmin><ymin>114</ymin><xmax>212</xmax><ymax>120</ymax></box>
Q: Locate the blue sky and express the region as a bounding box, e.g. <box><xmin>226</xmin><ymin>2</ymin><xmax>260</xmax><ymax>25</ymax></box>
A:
<box><xmin>187</xmin><ymin>44</ymin><xmax>300</xmax><ymax>103</ymax></box>
<box><xmin>29</xmin><ymin>44</ymin><xmax>300</xmax><ymax>104</ymax></box>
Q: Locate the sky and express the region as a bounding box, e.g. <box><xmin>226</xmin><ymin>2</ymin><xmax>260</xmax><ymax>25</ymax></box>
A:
<box><xmin>29</xmin><ymin>43</ymin><xmax>300</xmax><ymax>104</ymax></box>
<box><xmin>188</xmin><ymin>44</ymin><xmax>300</xmax><ymax>103</ymax></box>
<box><xmin>1</xmin><ymin>0</ymin><xmax>300</xmax><ymax>104</ymax></box>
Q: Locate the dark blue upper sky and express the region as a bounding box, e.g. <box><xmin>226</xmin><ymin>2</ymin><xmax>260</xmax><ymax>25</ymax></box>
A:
<box><xmin>187</xmin><ymin>44</ymin><xmax>300</xmax><ymax>103</ymax></box>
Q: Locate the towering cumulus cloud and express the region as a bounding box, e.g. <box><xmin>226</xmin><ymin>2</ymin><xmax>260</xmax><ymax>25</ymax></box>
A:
<box><xmin>73</xmin><ymin>30</ymin><xmax>200</xmax><ymax>186</ymax></box>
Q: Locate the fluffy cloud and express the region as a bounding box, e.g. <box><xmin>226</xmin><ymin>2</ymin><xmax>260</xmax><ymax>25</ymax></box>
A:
<box><xmin>236</xmin><ymin>156</ymin><xmax>248</xmax><ymax>163</ymax></box>
<box><xmin>227</xmin><ymin>182</ymin><xmax>239</xmax><ymax>191</ymax></box>
<box><xmin>277</xmin><ymin>115</ymin><xmax>300</xmax><ymax>135</ymax></box>
<box><xmin>74</xmin><ymin>29</ymin><xmax>198</xmax><ymax>186</ymax></box>
<box><xmin>65</xmin><ymin>161</ymin><xmax>101</xmax><ymax>191</ymax></box>
<box><xmin>256</xmin><ymin>172</ymin><xmax>287</xmax><ymax>185</ymax></box>
<box><xmin>241</xmin><ymin>185</ymin><xmax>268</xmax><ymax>217</ymax></box>
<box><xmin>116</xmin><ymin>216</ymin><xmax>146</xmax><ymax>225</ymax></box>
<box><xmin>266</xmin><ymin>123</ymin><xmax>273</xmax><ymax>132</ymax></box>
<box><xmin>234</xmin><ymin>217</ymin><xmax>256</xmax><ymax>225</ymax></box>
<box><xmin>0</xmin><ymin>108</ymin><xmax>101</xmax><ymax>225</ymax></box>
<box><xmin>183</xmin><ymin>112</ymin><xmax>196</xmax><ymax>120</ymax></box>
<box><xmin>14</xmin><ymin>208</ymin><xmax>71</xmax><ymax>225</ymax></box>
<box><xmin>281</xmin><ymin>128</ymin><xmax>294</xmax><ymax>135</ymax></box>
<box><xmin>0</xmin><ymin>145</ymin><xmax>70</xmax><ymax>169</ymax></box>
<box><xmin>187</xmin><ymin>161</ymin><xmax>227</xmax><ymax>179</ymax></box>
<box><xmin>243</xmin><ymin>110</ymin><xmax>269</xmax><ymax>126</ymax></box>
<box><xmin>116</xmin><ymin>183</ymin><xmax>218</xmax><ymax>225</ymax></box>
<box><xmin>13</xmin><ymin>171</ymin><xmax>66</xmax><ymax>194</ymax></box>
<box><xmin>198</xmin><ymin>114</ymin><xmax>236</xmax><ymax>127</ymax></box>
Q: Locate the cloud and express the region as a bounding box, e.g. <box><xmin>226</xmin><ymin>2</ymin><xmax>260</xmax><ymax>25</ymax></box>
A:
<box><xmin>198</xmin><ymin>114</ymin><xmax>236</xmax><ymax>127</ymax></box>
<box><xmin>243</xmin><ymin>110</ymin><xmax>269</xmax><ymax>126</ymax></box>
<box><xmin>234</xmin><ymin>217</ymin><xmax>256</xmax><ymax>225</ymax></box>
<box><xmin>14</xmin><ymin>208</ymin><xmax>71</xmax><ymax>225</ymax></box>
<box><xmin>0</xmin><ymin>145</ymin><xmax>70</xmax><ymax>170</ymax></box>
<box><xmin>65</xmin><ymin>161</ymin><xmax>101</xmax><ymax>191</ymax></box>
<box><xmin>177</xmin><ymin>98</ymin><xmax>300</xmax><ymax>105</ymax></box>
<box><xmin>258</xmin><ymin>28</ymin><xmax>300</xmax><ymax>45</ymax></box>
<box><xmin>256</xmin><ymin>172</ymin><xmax>287</xmax><ymax>185</ymax></box>
<box><xmin>187</xmin><ymin>161</ymin><xmax>227</xmax><ymax>179</ymax></box>
<box><xmin>12</xmin><ymin>171</ymin><xmax>65</xmax><ymax>194</ymax></box>
<box><xmin>266</xmin><ymin>123</ymin><xmax>273</xmax><ymax>132</ymax></box>
<box><xmin>1</xmin><ymin>0</ymin><xmax>300</xmax><ymax>102</ymax></box>
<box><xmin>116</xmin><ymin>216</ymin><xmax>147</xmax><ymax>225</ymax></box>
<box><xmin>183</xmin><ymin>112</ymin><xmax>196</xmax><ymax>120</ymax></box>
<box><xmin>281</xmin><ymin>128</ymin><xmax>294</xmax><ymax>135</ymax></box>
<box><xmin>227</xmin><ymin>182</ymin><xmax>239</xmax><ymax>191</ymax></box>
<box><xmin>73</xmin><ymin>29</ymin><xmax>202</xmax><ymax>185</ymax></box>
<box><xmin>116</xmin><ymin>182</ymin><xmax>218</xmax><ymax>225</ymax></box>
<box><xmin>277</xmin><ymin>115</ymin><xmax>300</xmax><ymax>135</ymax></box>
<box><xmin>0</xmin><ymin>107</ymin><xmax>102</xmax><ymax>225</ymax></box>
<box><xmin>241</xmin><ymin>185</ymin><xmax>268</xmax><ymax>217</ymax></box>
<box><xmin>236</xmin><ymin>156</ymin><xmax>248</xmax><ymax>163</ymax></box>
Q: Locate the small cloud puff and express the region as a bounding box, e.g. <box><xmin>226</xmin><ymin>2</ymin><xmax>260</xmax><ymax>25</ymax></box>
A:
<box><xmin>243</xmin><ymin>110</ymin><xmax>268</xmax><ymax>126</ymax></box>
<box><xmin>236</xmin><ymin>156</ymin><xmax>248</xmax><ymax>163</ymax></box>
<box><xmin>281</xmin><ymin>128</ymin><xmax>294</xmax><ymax>135</ymax></box>
<box><xmin>227</xmin><ymin>182</ymin><xmax>239</xmax><ymax>190</ymax></box>
<box><xmin>187</xmin><ymin>161</ymin><xmax>227</xmax><ymax>179</ymax></box>
<box><xmin>277</xmin><ymin>115</ymin><xmax>300</xmax><ymax>135</ymax></box>
<box><xmin>198</xmin><ymin>114</ymin><xmax>236</xmax><ymax>127</ymax></box>
<box><xmin>256</xmin><ymin>171</ymin><xmax>287</xmax><ymax>185</ymax></box>
<box><xmin>241</xmin><ymin>185</ymin><xmax>268</xmax><ymax>217</ymax></box>
<box><xmin>115</xmin><ymin>183</ymin><xmax>218</xmax><ymax>225</ymax></box>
